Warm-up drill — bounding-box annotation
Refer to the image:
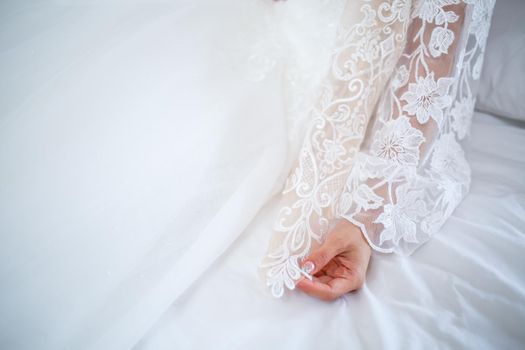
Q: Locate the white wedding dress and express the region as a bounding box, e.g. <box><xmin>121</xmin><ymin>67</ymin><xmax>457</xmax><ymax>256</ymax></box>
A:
<box><xmin>0</xmin><ymin>0</ymin><xmax>496</xmax><ymax>349</ymax></box>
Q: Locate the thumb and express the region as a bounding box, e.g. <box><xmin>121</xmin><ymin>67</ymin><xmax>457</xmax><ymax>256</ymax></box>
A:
<box><xmin>301</xmin><ymin>238</ymin><xmax>341</xmax><ymax>275</ymax></box>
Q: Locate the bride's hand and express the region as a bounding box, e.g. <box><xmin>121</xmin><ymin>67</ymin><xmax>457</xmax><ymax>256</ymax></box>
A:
<box><xmin>296</xmin><ymin>220</ymin><xmax>371</xmax><ymax>301</ymax></box>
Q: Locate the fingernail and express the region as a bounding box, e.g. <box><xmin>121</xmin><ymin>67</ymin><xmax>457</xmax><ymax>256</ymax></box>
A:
<box><xmin>302</xmin><ymin>261</ymin><xmax>315</xmax><ymax>274</ymax></box>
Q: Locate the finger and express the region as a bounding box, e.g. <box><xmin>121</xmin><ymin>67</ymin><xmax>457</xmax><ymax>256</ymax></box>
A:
<box><xmin>335</xmin><ymin>267</ymin><xmax>366</xmax><ymax>292</ymax></box>
<box><xmin>301</xmin><ymin>238</ymin><xmax>343</xmax><ymax>275</ymax></box>
<box><xmin>328</xmin><ymin>276</ymin><xmax>362</xmax><ymax>295</ymax></box>
<box><xmin>296</xmin><ymin>278</ymin><xmax>337</xmax><ymax>301</ymax></box>
<box><xmin>297</xmin><ymin>275</ymin><xmax>360</xmax><ymax>301</ymax></box>
<box><xmin>314</xmin><ymin>275</ymin><xmax>332</xmax><ymax>284</ymax></box>
<box><xmin>323</xmin><ymin>260</ymin><xmax>341</xmax><ymax>277</ymax></box>
<box><xmin>297</xmin><ymin>265</ymin><xmax>366</xmax><ymax>299</ymax></box>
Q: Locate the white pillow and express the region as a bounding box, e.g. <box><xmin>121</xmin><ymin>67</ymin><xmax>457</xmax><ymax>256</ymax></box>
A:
<box><xmin>476</xmin><ymin>0</ymin><xmax>525</xmax><ymax>122</ymax></box>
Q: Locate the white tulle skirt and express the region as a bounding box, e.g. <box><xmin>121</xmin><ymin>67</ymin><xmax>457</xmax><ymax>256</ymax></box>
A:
<box><xmin>0</xmin><ymin>0</ymin><xmax>342</xmax><ymax>348</ymax></box>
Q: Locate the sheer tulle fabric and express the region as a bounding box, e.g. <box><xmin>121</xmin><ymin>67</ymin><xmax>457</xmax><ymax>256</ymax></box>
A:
<box><xmin>260</xmin><ymin>0</ymin><xmax>495</xmax><ymax>297</ymax></box>
<box><xmin>0</xmin><ymin>1</ymin><xmax>348</xmax><ymax>348</ymax></box>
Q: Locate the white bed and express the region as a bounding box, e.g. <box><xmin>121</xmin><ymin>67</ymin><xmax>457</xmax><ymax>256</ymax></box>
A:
<box><xmin>1</xmin><ymin>1</ymin><xmax>524</xmax><ymax>349</ymax></box>
<box><xmin>133</xmin><ymin>110</ymin><xmax>525</xmax><ymax>350</ymax></box>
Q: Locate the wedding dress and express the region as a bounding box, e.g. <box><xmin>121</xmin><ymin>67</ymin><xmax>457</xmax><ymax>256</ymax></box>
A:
<box><xmin>0</xmin><ymin>0</ymin><xmax>494</xmax><ymax>349</ymax></box>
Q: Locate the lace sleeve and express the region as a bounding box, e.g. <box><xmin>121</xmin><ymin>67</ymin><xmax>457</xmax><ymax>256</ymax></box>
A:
<box><xmin>337</xmin><ymin>0</ymin><xmax>495</xmax><ymax>255</ymax></box>
<box><xmin>260</xmin><ymin>0</ymin><xmax>494</xmax><ymax>298</ymax></box>
<box><xmin>260</xmin><ymin>0</ymin><xmax>413</xmax><ymax>298</ymax></box>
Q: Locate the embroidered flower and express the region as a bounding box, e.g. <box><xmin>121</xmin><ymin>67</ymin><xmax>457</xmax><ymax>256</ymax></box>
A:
<box><xmin>401</xmin><ymin>73</ymin><xmax>454</xmax><ymax>125</ymax></box>
<box><xmin>392</xmin><ymin>65</ymin><xmax>409</xmax><ymax>89</ymax></box>
<box><xmin>429</xmin><ymin>27</ymin><xmax>455</xmax><ymax>57</ymax></box>
<box><xmin>469</xmin><ymin>0</ymin><xmax>493</xmax><ymax>46</ymax></box>
<box><xmin>352</xmin><ymin>34</ymin><xmax>380</xmax><ymax>62</ymax></box>
<box><xmin>372</xmin><ymin>116</ymin><xmax>425</xmax><ymax>165</ymax></box>
<box><xmin>450</xmin><ymin>98</ymin><xmax>474</xmax><ymax>139</ymax></box>
<box><xmin>322</xmin><ymin>138</ymin><xmax>346</xmax><ymax>166</ymax></box>
<box><xmin>437</xmin><ymin>176</ymin><xmax>465</xmax><ymax>217</ymax></box>
<box><xmin>391</xmin><ymin>0</ymin><xmax>412</xmax><ymax>22</ymax></box>
<box><xmin>430</xmin><ymin>133</ymin><xmax>470</xmax><ymax>183</ymax></box>
<box><xmin>375</xmin><ymin>184</ymin><xmax>428</xmax><ymax>245</ymax></box>
<box><xmin>353</xmin><ymin>184</ymin><xmax>383</xmax><ymax>211</ymax></box>
<box><xmin>412</xmin><ymin>0</ymin><xmax>460</xmax><ymax>23</ymax></box>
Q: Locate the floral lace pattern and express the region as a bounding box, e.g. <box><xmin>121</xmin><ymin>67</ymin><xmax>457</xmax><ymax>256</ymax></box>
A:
<box><xmin>260</xmin><ymin>0</ymin><xmax>494</xmax><ymax>297</ymax></box>
<box><xmin>260</xmin><ymin>0</ymin><xmax>412</xmax><ymax>298</ymax></box>
<box><xmin>339</xmin><ymin>0</ymin><xmax>494</xmax><ymax>255</ymax></box>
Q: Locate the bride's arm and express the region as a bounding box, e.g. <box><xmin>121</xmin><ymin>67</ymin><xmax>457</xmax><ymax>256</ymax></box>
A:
<box><xmin>260</xmin><ymin>0</ymin><xmax>411</xmax><ymax>298</ymax></box>
<box><xmin>297</xmin><ymin>0</ymin><xmax>495</xmax><ymax>300</ymax></box>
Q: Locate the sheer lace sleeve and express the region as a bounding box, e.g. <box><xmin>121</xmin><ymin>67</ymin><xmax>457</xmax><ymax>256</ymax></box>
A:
<box><xmin>337</xmin><ymin>0</ymin><xmax>495</xmax><ymax>255</ymax></box>
<box><xmin>260</xmin><ymin>0</ymin><xmax>494</xmax><ymax>298</ymax></box>
<box><xmin>260</xmin><ymin>0</ymin><xmax>412</xmax><ymax>298</ymax></box>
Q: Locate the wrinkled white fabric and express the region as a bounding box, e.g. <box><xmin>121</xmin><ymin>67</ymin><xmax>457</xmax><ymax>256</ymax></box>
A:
<box><xmin>136</xmin><ymin>111</ymin><xmax>525</xmax><ymax>350</ymax></box>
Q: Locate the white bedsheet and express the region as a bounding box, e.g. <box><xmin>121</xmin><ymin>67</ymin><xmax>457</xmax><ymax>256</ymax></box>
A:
<box><xmin>136</xmin><ymin>111</ymin><xmax>525</xmax><ymax>350</ymax></box>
